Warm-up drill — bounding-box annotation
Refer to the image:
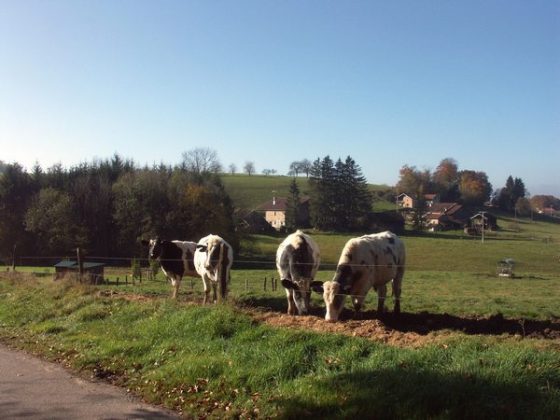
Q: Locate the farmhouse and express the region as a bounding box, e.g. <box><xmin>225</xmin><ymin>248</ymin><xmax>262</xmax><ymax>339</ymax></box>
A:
<box><xmin>54</xmin><ymin>260</ymin><xmax>105</xmax><ymax>284</ymax></box>
<box><xmin>256</xmin><ymin>196</ymin><xmax>310</xmax><ymax>231</ymax></box>
<box><xmin>397</xmin><ymin>193</ymin><xmax>439</xmax><ymax>209</ymax></box>
<box><xmin>424</xmin><ymin>202</ymin><xmax>472</xmax><ymax>231</ymax></box>
<box><xmin>237</xmin><ymin>210</ymin><xmax>276</xmax><ymax>234</ymax></box>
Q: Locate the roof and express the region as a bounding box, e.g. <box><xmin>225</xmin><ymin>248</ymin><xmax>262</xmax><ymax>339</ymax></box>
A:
<box><xmin>427</xmin><ymin>202</ymin><xmax>462</xmax><ymax>215</ymax></box>
<box><xmin>54</xmin><ymin>260</ymin><xmax>105</xmax><ymax>269</ymax></box>
<box><xmin>257</xmin><ymin>196</ymin><xmax>310</xmax><ymax>212</ymax></box>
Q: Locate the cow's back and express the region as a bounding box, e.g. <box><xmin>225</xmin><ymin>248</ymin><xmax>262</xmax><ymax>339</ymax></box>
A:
<box><xmin>276</xmin><ymin>230</ymin><xmax>320</xmax><ymax>280</ymax></box>
<box><xmin>341</xmin><ymin>231</ymin><xmax>405</xmax><ymax>288</ymax></box>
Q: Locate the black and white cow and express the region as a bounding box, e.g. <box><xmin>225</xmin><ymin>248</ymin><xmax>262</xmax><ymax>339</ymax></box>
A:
<box><xmin>194</xmin><ymin>234</ymin><xmax>233</xmax><ymax>304</ymax></box>
<box><xmin>141</xmin><ymin>238</ymin><xmax>198</xmax><ymax>299</ymax></box>
<box><xmin>276</xmin><ymin>230</ymin><xmax>321</xmax><ymax>315</ymax></box>
<box><xmin>312</xmin><ymin>231</ymin><xmax>405</xmax><ymax>322</ymax></box>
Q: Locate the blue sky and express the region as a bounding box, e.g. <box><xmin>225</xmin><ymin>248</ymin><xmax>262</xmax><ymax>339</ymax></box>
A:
<box><xmin>1</xmin><ymin>0</ymin><xmax>559</xmax><ymax>195</ymax></box>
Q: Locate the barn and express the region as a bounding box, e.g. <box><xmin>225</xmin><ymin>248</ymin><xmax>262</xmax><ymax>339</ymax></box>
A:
<box><xmin>54</xmin><ymin>260</ymin><xmax>105</xmax><ymax>284</ymax></box>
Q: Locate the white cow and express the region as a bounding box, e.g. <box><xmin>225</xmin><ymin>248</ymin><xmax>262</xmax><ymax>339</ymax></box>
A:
<box><xmin>141</xmin><ymin>238</ymin><xmax>198</xmax><ymax>299</ymax></box>
<box><xmin>312</xmin><ymin>231</ymin><xmax>405</xmax><ymax>322</ymax></box>
<box><xmin>194</xmin><ymin>234</ymin><xmax>233</xmax><ymax>304</ymax></box>
<box><xmin>276</xmin><ymin>230</ymin><xmax>321</xmax><ymax>315</ymax></box>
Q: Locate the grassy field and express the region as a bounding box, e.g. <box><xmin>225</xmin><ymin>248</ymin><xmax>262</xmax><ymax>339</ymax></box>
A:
<box><xmin>1</xmin><ymin>214</ymin><xmax>558</xmax><ymax>418</ymax></box>
<box><xmin>0</xmin><ymin>274</ymin><xmax>559</xmax><ymax>419</ymax></box>
<box><xmin>221</xmin><ymin>174</ymin><xmax>393</xmax><ymax>211</ymax></box>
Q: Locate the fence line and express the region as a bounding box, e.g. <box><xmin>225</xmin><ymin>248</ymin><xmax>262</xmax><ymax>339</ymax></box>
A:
<box><xmin>10</xmin><ymin>254</ymin><xmax>560</xmax><ymax>271</ymax></box>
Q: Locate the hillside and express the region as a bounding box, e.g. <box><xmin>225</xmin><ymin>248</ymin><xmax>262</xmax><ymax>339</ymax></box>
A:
<box><xmin>221</xmin><ymin>174</ymin><xmax>393</xmax><ymax>211</ymax></box>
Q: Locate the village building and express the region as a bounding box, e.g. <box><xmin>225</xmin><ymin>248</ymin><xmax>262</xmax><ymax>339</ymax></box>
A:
<box><xmin>424</xmin><ymin>202</ymin><xmax>471</xmax><ymax>231</ymax></box>
<box><xmin>396</xmin><ymin>193</ymin><xmax>439</xmax><ymax>209</ymax></box>
<box><xmin>256</xmin><ymin>196</ymin><xmax>310</xmax><ymax>231</ymax></box>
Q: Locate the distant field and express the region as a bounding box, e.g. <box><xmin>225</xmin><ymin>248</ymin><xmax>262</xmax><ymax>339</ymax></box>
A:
<box><xmin>239</xmin><ymin>214</ymin><xmax>560</xmax><ymax>275</ymax></box>
<box><xmin>220</xmin><ymin>174</ymin><xmax>393</xmax><ymax>210</ymax></box>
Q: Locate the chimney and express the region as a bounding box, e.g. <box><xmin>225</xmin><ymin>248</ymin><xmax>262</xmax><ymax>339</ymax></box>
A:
<box><xmin>272</xmin><ymin>196</ymin><xmax>276</xmax><ymax>206</ymax></box>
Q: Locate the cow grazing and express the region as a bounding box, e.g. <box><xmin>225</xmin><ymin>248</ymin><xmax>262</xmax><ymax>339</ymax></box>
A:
<box><xmin>141</xmin><ymin>238</ymin><xmax>198</xmax><ymax>299</ymax></box>
<box><xmin>194</xmin><ymin>234</ymin><xmax>233</xmax><ymax>304</ymax></box>
<box><xmin>276</xmin><ymin>230</ymin><xmax>321</xmax><ymax>315</ymax></box>
<box><xmin>312</xmin><ymin>231</ymin><xmax>405</xmax><ymax>322</ymax></box>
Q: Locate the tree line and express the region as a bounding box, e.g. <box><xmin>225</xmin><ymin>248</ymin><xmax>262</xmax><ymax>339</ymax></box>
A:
<box><xmin>284</xmin><ymin>156</ymin><xmax>372</xmax><ymax>232</ymax></box>
<box><xmin>0</xmin><ymin>154</ymin><xmax>237</xmax><ymax>262</ymax></box>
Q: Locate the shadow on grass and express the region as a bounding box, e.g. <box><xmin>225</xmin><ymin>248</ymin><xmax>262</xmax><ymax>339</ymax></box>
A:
<box><xmin>276</xmin><ymin>367</ymin><xmax>558</xmax><ymax>419</ymax></box>
<box><xmin>237</xmin><ymin>296</ymin><xmax>560</xmax><ymax>339</ymax></box>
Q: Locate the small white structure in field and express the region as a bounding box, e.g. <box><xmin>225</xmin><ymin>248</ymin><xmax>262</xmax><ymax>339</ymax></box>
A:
<box><xmin>497</xmin><ymin>258</ymin><xmax>515</xmax><ymax>278</ymax></box>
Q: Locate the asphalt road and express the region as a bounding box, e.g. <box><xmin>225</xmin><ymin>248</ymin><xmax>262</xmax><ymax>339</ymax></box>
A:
<box><xmin>0</xmin><ymin>344</ymin><xmax>180</xmax><ymax>419</ymax></box>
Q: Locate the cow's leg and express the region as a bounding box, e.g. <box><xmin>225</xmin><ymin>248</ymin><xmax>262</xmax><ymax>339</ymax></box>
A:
<box><xmin>392</xmin><ymin>267</ymin><xmax>404</xmax><ymax>315</ymax></box>
<box><xmin>171</xmin><ymin>276</ymin><xmax>181</xmax><ymax>299</ymax></box>
<box><xmin>352</xmin><ymin>295</ymin><xmax>366</xmax><ymax>319</ymax></box>
<box><xmin>212</xmin><ymin>281</ymin><xmax>218</xmax><ymax>303</ymax></box>
<box><xmin>285</xmin><ymin>289</ymin><xmax>297</xmax><ymax>315</ymax></box>
<box><xmin>377</xmin><ymin>284</ymin><xmax>387</xmax><ymax>314</ymax></box>
<box><xmin>202</xmin><ymin>274</ymin><xmax>212</xmax><ymax>304</ymax></box>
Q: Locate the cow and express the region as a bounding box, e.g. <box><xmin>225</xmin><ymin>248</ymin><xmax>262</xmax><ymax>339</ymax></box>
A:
<box><xmin>141</xmin><ymin>238</ymin><xmax>198</xmax><ymax>299</ymax></box>
<box><xmin>276</xmin><ymin>230</ymin><xmax>321</xmax><ymax>315</ymax></box>
<box><xmin>312</xmin><ymin>231</ymin><xmax>405</xmax><ymax>322</ymax></box>
<box><xmin>194</xmin><ymin>234</ymin><xmax>233</xmax><ymax>304</ymax></box>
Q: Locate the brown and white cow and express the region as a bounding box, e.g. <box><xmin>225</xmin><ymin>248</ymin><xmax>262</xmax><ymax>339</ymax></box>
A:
<box><xmin>142</xmin><ymin>238</ymin><xmax>198</xmax><ymax>299</ymax></box>
<box><xmin>312</xmin><ymin>231</ymin><xmax>405</xmax><ymax>322</ymax></box>
<box><xmin>194</xmin><ymin>234</ymin><xmax>233</xmax><ymax>304</ymax></box>
<box><xmin>276</xmin><ymin>230</ymin><xmax>321</xmax><ymax>315</ymax></box>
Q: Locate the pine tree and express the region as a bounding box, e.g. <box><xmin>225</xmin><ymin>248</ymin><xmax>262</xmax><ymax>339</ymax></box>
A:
<box><xmin>285</xmin><ymin>178</ymin><xmax>300</xmax><ymax>231</ymax></box>
<box><xmin>309</xmin><ymin>155</ymin><xmax>371</xmax><ymax>231</ymax></box>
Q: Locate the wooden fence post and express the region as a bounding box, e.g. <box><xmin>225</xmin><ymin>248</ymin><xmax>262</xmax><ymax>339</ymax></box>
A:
<box><xmin>76</xmin><ymin>248</ymin><xmax>84</xmax><ymax>283</ymax></box>
<box><xmin>264</xmin><ymin>277</ymin><xmax>267</xmax><ymax>292</ymax></box>
<box><xmin>11</xmin><ymin>244</ymin><xmax>17</xmax><ymax>272</ymax></box>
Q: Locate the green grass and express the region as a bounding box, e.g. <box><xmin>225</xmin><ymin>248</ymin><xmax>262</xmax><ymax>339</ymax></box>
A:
<box><xmin>221</xmin><ymin>173</ymin><xmax>393</xmax><ymax>210</ymax></box>
<box><xmin>222</xmin><ymin>174</ymin><xmax>311</xmax><ymax>210</ymax></box>
<box><xmin>1</xmin><ymin>215</ymin><xmax>558</xmax><ymax>417</ymax></box>
<box><xmin>0</xmin><ymin>275</ymin><xmax>559</xmax><ymax>419</ymax></box>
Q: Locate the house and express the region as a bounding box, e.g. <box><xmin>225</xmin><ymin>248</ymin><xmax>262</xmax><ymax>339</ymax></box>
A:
<box><xmin>237</xmin><ymin>210</ymin><xmax>276</xmax><ymax>234</ymax></box>
<box><xmin>256</xmin><ymin>196</ymin><xmax>310</xmax><ymax>231</ymax></box>
<box><xmin>397</xmin><ymin>193</ymin><xmax>439</xmax><ymax>209</ymax></box>
<box><xmin>54</xmin><ymin>260</ymin><xmax>105</xmax><ymax>284</ymax></box>
<box><xmin>424</xmin><ymin>202</ymin><xmax>471</xmax><ymax>231</ymax></box>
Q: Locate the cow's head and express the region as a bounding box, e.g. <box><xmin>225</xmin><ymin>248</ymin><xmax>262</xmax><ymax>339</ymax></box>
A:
<box><xmin>142</xmin><ymin>238</ymin><xmax>163</xmax><ymax>260</ymax></box>
<box><xmin>196</xmin><ymin>237</ymin><xmax>222</xmax><ymax>270</ymax></box>
<box><xmin>311</xmin><ymin>264</ymin><xmax>354</xmax><ymax>322</ymax></box>
<box><xmin>281</xmin><ymin>278</ymin><xmax>318</xmax><ymax>315</ymax></box>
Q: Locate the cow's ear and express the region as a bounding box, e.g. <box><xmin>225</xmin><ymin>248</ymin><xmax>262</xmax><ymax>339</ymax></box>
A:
<box><xmin>281</xmin><ymin>279</ymin><xmax>298</xmax><ymax>290</ymax></box>
<box><xmin>310</xmin><ymin>281</ymin><xmax>324</xmax><ymax>294</ymax></box>
<box><xmin>196</xmin><ymin>244</ymin><xmax>207</xmax><ymax>252</ymax></box>
<box><xmin>140</xmin><ymin>239</ymin><xmax>149</xmax><ymax>246</ymax></box>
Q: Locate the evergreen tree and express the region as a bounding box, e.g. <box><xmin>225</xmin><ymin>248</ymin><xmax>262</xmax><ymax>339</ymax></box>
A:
<box><xmin>285</xmin><ymin>178</ymin><xmax>301</xmax><ymax>232</ymax></box>
<box><xmin>309</xmin><ymin>155</ymin><xmax>371</xmax><ymax>231</ymax></box>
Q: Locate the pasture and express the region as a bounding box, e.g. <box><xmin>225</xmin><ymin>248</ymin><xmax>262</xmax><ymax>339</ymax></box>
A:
<box><xmin>1</xmin><ymin>217</ymin><xmax>559</xmax><ymax>418</ymax></box>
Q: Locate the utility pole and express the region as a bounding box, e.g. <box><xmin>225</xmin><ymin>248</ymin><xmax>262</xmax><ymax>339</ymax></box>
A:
<box><xmin>480</xmin><ymin>211</ymin><xmax>485</xmax><ymax>244</ymax></box>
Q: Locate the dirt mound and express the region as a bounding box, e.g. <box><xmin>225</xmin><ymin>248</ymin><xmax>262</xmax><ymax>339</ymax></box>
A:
<box><xmin>247</xmin><ymin>309</ymin><xmax>560</xmax><ymax>347</ymax></box>
<box><xmin>100</xmin><ymin>291</ymin><xmax>560</xmax><ymax>346</ymax></box>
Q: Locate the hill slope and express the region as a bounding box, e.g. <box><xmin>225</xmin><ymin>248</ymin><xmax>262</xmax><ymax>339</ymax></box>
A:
<box><xmin>221</xmin><ymin>174</ymin><xmax>393</xmax><ymax>210</ymax></box>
